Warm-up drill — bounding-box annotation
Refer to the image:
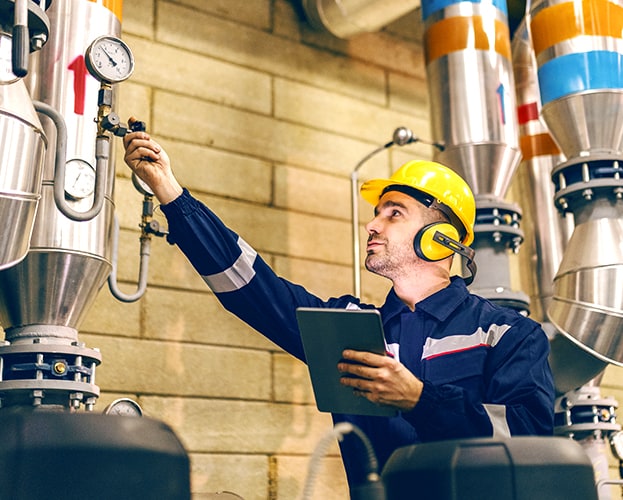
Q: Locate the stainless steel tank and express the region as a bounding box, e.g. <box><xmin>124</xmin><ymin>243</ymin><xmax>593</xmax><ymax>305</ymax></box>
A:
<box><xmin>0</xmin><ymin>0</ymin><xmax>120</xmax><ymax>337</ymax></box>
<box><xmin>0</xmin><ymin>30</ymin><xmax>46</xmax><ymax>271</ymax></box>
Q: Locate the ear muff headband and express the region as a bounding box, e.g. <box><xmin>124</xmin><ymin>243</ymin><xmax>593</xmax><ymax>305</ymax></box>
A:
<box><xmin>414</xmin><ymin>222</ymin><xmax>478</xmax><ymax>285</ymax></box>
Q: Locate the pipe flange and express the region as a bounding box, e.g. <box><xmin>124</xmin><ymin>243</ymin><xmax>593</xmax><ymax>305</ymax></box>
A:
<box><xmin>552</xmin><ymin>156</ymin><xmax>623</xmax><ymax>213</ymax></box>
<box><xmin>474</xmin><ymin>196</ymin><xmax>524</xmax><ymax>251</ymax></box>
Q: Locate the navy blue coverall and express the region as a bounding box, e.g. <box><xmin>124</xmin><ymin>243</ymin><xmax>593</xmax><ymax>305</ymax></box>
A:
<box><xmin>160</xmin><ymin>189</ymin><xmax>555</xmax><ymax>486</ymax></box>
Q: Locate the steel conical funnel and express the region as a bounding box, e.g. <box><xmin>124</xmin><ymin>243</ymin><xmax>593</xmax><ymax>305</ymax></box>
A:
<box><xmin>548</xmin><ymin>216</ymin><xmax>623</xmax><ymax>367</ymax></box>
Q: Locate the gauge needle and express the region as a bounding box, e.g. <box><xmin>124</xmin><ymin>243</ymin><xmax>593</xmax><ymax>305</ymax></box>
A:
<box><xmin>101</xmin><ymin>47</ymin><xmax>117</xmax><ymax>67</ymax></box>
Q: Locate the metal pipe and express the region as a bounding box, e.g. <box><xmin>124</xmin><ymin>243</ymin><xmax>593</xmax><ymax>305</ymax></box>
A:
<box><xmin>107</xmin><ymin>215</ymin><xmax>150</xmax><ymax>303</ymax></box>
<box><xmin>33</xmin><ymin>100</ymin><xmax>106</xmax><ymax>222</ymax></box>
<box><xmin>302</xmin><ymin>0</ymin><xmax>420</xmax><ymax>39</ymax></box>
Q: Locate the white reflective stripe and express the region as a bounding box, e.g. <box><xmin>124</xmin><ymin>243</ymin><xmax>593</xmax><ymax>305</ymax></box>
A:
<box><xmin>421</xmin><ymin>324</ymin><xmax>511</xmax><ymax>360</ymax></box>
<box><xmin>386</xmin><ymin>342</ymin><xmax>400</xmax><ymax>363</ymax></box>
<box><xmin>483</xmin><ymin>404</ymin><xmax>511</xmax><ymax>438</ymax></box>
<box><xmin>201</xmin><ymin>237</ymin><xmax>257</xmax><ymax>293</ymax></box>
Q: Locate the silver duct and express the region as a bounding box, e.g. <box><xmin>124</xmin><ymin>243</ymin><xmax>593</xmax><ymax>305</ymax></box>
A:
<box><xmin>302</xmin><ymin>0</ymin><xmax>421</xmax><ymax>39</ymax></box>
<box><xmin>527</xmin><ymin>0</ymin><xmax>623</xmax><ymax>368</ymax></box>
<box><xmin>422</xmin><ymin>0</ymin><xmax>528</xmax><ymax>312</ymax></box>
<box><xmin>510</xmin><ymin>18</ymin><xmax>607</xmax><ymax>394</ymax></box>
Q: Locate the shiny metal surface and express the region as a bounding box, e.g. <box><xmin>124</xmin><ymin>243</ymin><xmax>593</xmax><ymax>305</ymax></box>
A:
<box><xmin>424</xmin><ymin>2</ymin><xmax>522</xmax><ymax>197</ymax></box>
<box><xmin>511</xmin><ymin>18</ymin><xmax>572</xmax><ymax>317</ymax></box>
<box><xmin>302</xmin><ymin>0</ymin><xmax>420</xmax><ymax>39</ymax></box>
<box><xmin>548</xmin><ymin>332</ymin><xmax>609</xmax><ymax>395</ymax></box>
<box><xmin>548</xmin><ymin>217</ymin><xmax>623</xmax><ymax>366</ymax></box>
<box><xmin>529</xmin><ymin>0</ymin><xmax>623</xmax><ymax>163</ymax></box>
<box><xmin>541</xmin><ymin>90</ymin><xmax>623</xmax><ymax>161</ymax></box>
<box><xmin>0</xmin><ymin>52</ymin><xmax>47</xmax><ymax>270</ymax></box>
<box><xmin>0</xmin><ymin>0</ymin><xmax>120</xmax><ymax>331</ymax></box>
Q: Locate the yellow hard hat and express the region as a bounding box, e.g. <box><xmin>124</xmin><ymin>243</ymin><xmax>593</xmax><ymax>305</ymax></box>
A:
<box><xmin>360</xmin><ymin>160</ymin><xmax>475</xmax><ymax>246</ymax></box>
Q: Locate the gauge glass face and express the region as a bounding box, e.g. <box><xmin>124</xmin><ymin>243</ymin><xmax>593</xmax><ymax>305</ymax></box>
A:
<box><xmin>104</xmin><ymin>398</ymin><xmax>143</xmax><ymax>417</ymax></box>
<box><xmin>86</xmin><ymin>36</ymin><xmax>134</xmax><ymax>83</ymax></box>
<box><xmin>65</xmin><ymin>159</ymin><xmax>96</xmax><ymax>200</ymax></box>
<box><xmin>0</xmin><ymin>35</ymin><xmax>18</xmax><ymax>84</ymax></box>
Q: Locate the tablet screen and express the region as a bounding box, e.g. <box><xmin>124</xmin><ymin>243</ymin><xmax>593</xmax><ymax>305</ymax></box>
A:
<box><xmin>296</xmin><ymin>307</ymin><xmax>398</xmax><ymax>417</ymax></box>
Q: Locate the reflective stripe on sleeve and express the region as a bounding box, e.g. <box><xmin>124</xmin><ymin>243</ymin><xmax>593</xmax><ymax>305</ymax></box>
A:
<box><xmin>422</xmin><ymin>324</ymin><xmax>511</xmax><ymax>360</ymax></box>
<box><xmin>483</xmin><ymin>403</ymin><xmax>511</xmax><ymax>438</ymax></box>
<box><xmin>201</xmin><ymin>237</ymin><xmax>257</xmax><ymax>293</ymax></box>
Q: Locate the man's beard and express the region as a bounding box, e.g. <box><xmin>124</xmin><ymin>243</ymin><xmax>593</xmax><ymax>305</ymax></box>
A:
<box><xmin>365</xmin><ymin>239</ymin><xmax>418</xmax><ymax>280</ymax></box>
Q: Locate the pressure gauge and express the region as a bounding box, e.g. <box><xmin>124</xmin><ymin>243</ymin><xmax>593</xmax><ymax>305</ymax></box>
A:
<box><xmin>85</xmin><ymin>35</ymin><xmax>134</xmax><ymax>83</ymax></box>
<box><xmin>64</xmin><ymin>159</ymin><xmax>96</xmax><ymax>200</ymax></box>
<box><xmin>103</xmin><ymin>398</ymin><xmax>143</xmax><ymax>417</ymax></box>
<box><xmin>132</xmin><ymin>172</ymin><xmax>154</xmax><ymax>196</ymax></box>
<box><xmin>611</xmin><ymin>430</ymin><xmax>623</xmax><ymax>460</ymax></box>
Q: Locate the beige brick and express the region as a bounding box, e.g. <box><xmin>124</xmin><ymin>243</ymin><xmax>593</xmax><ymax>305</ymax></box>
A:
<box><xmin>273</xmin><ymin>256</ymin><xmax>353</xmax><ymax>300</ymax></box>
<box><xmin>152</xmin><ymin>90</ymin><xmax>387</xmax><ymax>178</ymax></box>
<box><xmin>141</xmin><ymin>397</ymin><xmax>336</xmax><ymax>454</ymax></box>
<box><xmin>121</xmin><ymin>0</ymin><xmax>154</xmax><ymax>39</ymax></box>
<box><xmin>274</xmin><ymin>0</ymin><xmax>303</xmax><ymax>40</ymax></box>
<box><xmin>177</xmin><ymin>192</ymin><xmax>352</xmax><ymax>265</ymax></box>
<box><xmin>84</xmin><ymin>334</ymin><xmax>272</xmax><ymax>400</ymax></box>
<box><xmin>124</xmin><ymin>35</ymin><xmax>272</xmax><ymax>114</ymax></box>
<box><xmin>273</xmin><ymin>352</ymin><xmax>315</xmax><ymax>405</ymax></box>
<box><xmin>157</xmin><ymin>3</ymin><xmax>386</xmax><ymax>105</ymax></box>
<box><xmin>169</xmin><ymin>0</ymin><xmax>272</xmax><ymax>31</ymax></box>
<box><xmin>274</xmin><ymin>78</ymin><xmax>430</xmax><ymax>144</ymax></box>
<box><xmin>388</xmin><ymin>72</ymin><xmax>430</xmax><ymax>115</ymax></box>
<box><xmin>157</xmin><ymin>139</ymin><xmax>273</xmax><ymax>204</ymax></box>
<box><xmin>277</xmin><ymin>455</ymin><xmax>348</xmax><ymax>500</ymax></box>
<box><xmin>116</xmin><ymin>81</ymin><xmax>152</xmax><ymax>134</ymax></box>
<box><xmin>383</xmin><ymin>8</ymin><xmax>426</xmax><ymax>43</ymax></box>
<box><xmin>147</xmin><ymin>235</ymin><xmax>208</xmax><ymax>291</ymax></box>
<box><xmin>81</xmin><ymin>285</ymin><xmax>141</xmax><ymax>337</ymax></box>
<box><xmin>602</xmin><ymin>365</ymin><xmax>623</xmax><ymax>389</ymax></box>
<box><xmin>273</xmin><ymin>164</ymin><xmax>350</xmax><ymax>218</ymax></box>
<box><xmin>143</xmin><ymin>287</ymin><xmax>275</xmax><ymax>350</ymax></box>
<box><xmin>189</xmin><ymin>453</ymin><xmax>269</xmax><ymax>500</ymax></box>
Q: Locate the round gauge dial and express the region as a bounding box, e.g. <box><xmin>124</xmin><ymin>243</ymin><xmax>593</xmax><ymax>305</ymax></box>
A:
<box><xmin>132</xmin><ymin>172</ymin><xmax>154</xmax><ymax>196</ymax></box>
<box><xmin>64</xmin><ymin>159</ymin><xmax>96</xmax><ymax>200</ymax></box>
<box><xmin>103</xmin><ymin>398</ymin><xmax>143</xmax><ymax>417</ymax></box>
<box><xmin>85</xmin><ymin>35</ymin><xmax>134</xmax><ymax>83</ymax></box>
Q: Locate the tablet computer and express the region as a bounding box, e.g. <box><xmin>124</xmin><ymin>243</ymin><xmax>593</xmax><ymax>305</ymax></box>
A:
<box><xmin>296</xmin><ymin>307</ymin><xmax>398</xmax><ymax>417</ymax></box>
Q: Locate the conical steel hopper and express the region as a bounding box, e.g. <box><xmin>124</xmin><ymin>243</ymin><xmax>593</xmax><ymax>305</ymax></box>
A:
<box><xmin>548</xmin><ymin>216</ymin><xmax>623</xmax><ymax>367</ymax></box>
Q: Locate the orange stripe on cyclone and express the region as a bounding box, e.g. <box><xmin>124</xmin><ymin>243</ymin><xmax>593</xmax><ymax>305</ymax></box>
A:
<box><xmin>530</xmin><ymin>0</ymin><xmax>623</xmax><ymax>56</ymax></box>
<box><xmin>520</xmin><ymin>133</ymin><xmax>561</xmax><ymax>160</ymax></box>
<box><xmin>88</xmin><ymin>0</ymin><xmax>124</xmax><ymax>22</ymax></box>
<box><xmin>425</xmin><ymin>16</ymin><xmax>511</xmax><ymax>63</ymax></box>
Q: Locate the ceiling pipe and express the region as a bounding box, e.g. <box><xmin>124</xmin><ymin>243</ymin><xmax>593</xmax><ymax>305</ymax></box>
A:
<box><xmin>301</xmin><ymin>0</ymin><xmax>420</xmax><ymax>39</ymax></box>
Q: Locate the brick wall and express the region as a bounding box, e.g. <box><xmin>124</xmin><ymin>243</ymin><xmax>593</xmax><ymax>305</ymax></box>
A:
<box><xmin>73</xmin><ymin>1</ymin><xmax>623</xmax><ymax>499</ymax></box>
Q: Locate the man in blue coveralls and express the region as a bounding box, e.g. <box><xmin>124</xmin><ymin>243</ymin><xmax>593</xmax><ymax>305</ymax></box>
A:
<box><xmin>123</xmin><ymin>121</ymin><xmax>555</xmax><ymax>492</ymax></box>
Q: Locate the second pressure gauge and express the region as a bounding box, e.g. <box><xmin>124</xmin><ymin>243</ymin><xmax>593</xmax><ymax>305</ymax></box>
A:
<box><xmin>85</xmin><ymin>35</ymin><xmax>134</xmax><ymax>83</ymax></box>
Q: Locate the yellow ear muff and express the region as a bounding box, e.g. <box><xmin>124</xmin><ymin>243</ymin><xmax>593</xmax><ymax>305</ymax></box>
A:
<box><xmin>414</xmin><ymin>222</ymin><xmax>460</xmax><ymax>261</ymax></box>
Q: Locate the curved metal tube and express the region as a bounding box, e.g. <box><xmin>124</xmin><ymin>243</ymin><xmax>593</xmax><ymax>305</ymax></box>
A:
<box><xmin>33</xmin><ymin>100</ymin><xmax>106</xmax><ymax>222</ymax></box>
<box><xmin>351</xmin><ymin>143</ymin><xmax>390</xmax><ymax>297</ymax></box>
<box><xmin>107</xmin><ymin>215</ymin><xmax>150</xmax><ymax>303</ymax></box>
